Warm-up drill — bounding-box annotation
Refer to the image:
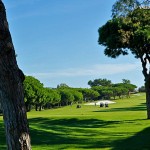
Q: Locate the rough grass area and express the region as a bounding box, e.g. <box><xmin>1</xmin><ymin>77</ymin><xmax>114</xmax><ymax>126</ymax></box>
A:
<box><xmin>1</xmin><ymin>93</ymin><xmax>150</xmax><ymax>150</ymax></box>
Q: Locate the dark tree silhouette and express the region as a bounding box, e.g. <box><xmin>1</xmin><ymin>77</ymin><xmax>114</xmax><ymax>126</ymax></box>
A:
<box><xmin>0</xmin><ymin>1</ymin><xmax>31</xmax><ymax>149</ymax></box>
<box><xmin>98</xmin><ymin>0</ymin><xmax>150</xmax><ymax>118</ymax></box>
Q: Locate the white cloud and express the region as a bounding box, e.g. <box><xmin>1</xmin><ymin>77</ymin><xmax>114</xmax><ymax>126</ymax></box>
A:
<box><xmin>26</xmin><ymin>62</ymin><xmax>141</xmax><ymax>79</ymax></box>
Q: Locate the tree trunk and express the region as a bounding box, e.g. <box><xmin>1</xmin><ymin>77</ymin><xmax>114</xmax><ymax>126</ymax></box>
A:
<box><xmin>35</xmin><ymin>104</ymin><xmax>38</xmax><ymax>111</ymax></box>
<box><xmin>25</xmin><ymin>102</ymin><xmax>31</xmax><ymax>112</ymax></box>
<box><xmin>145</xmin><ymin>77</ymin><xmax>150</xmax><ymax>119</ymax></box>
<box><xmin>0</xmin><ymin>1</ymin><xmax>31</xmax><ymax>149</ymax></box>
<box><xmin>39</xmin><ymin>104</ymin><xmax>42</xmax><ymax>111</ymax></box>
<box><xmin>140</xmin><ymin>53</ymin><xmax>150</xmax><ymax>119</ymax></box>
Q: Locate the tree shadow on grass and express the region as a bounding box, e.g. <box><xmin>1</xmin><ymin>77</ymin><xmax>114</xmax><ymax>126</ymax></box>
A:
<box><xmin>111</xmin><ymin>126</ymin><xmax>150</xmax><ymax>150</ymax></box>
<box><xmin>0</xmin><ymin>121</ymin><xmax>6</xmax><ymax>150</ymax></box>
<box><xmin>93</xmin><ymin>103</ymin><xmax>146</xmax><ymax>113</ymax></box>
<box><xmin>1</xmin><ymin>117</ymin><xmax>150</xmax><ymax>149</ymax></box>
<box><xmin>1</xmin><ymin>117</ymin><xmax>119</xmax><ymax>149</ymax></box>
<box><xmin>29</xmin><ymin>117</ymin><xmax>121</xmax><ymax>129</ymax></box>
<box><xmin>29</xmin><ymin>118</ymin><xmax>121</xmax><ymax>149</ymax></box>
<box><xmin>29</xmin><ymin>117</ymin><xmax>150</xmax><ymax>149</ymax></box>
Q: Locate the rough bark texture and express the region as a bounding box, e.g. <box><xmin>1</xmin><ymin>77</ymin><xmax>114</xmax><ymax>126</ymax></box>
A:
<box><xmin>140</xmin><ymin>53</ymin><xmax>150</xmax><ymax>119</ymax></box>
<box><xmin>0</xmin><ymin>1</ymin><xmax>31</xmax><ymax>149</ymax></box>
<box><xmin>145</xmin><ymin>76</ymin><xmax>150</xmax><ymax>119</ymax></box>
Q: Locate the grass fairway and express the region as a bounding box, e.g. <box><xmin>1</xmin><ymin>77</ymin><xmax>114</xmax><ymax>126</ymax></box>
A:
<box><xmin>1</xmin><ymin>93</ymin><xmax>150</xmax><ymax>149</ymax></box>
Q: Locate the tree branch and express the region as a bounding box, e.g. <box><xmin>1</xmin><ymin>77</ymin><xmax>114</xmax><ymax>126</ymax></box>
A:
<box><xmin>140</xmin><ymin>55</ymin><xmax>148</xmax><ymax>77</ymax></box>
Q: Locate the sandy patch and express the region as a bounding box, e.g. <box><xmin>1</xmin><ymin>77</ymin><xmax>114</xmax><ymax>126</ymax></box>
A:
<box><xmin>84</xmin><ymin>100</ymin><xmax>116</xmax><ymax>105</ymax></box>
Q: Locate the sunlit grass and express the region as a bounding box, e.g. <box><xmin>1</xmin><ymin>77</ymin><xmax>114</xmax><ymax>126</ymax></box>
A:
<box><xmin>1</xmin><ymin>93</ymin><xmax>150</xmax><ymax>149</ymax></box>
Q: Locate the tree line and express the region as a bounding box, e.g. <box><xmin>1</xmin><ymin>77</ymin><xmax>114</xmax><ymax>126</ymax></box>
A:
<box><xmin>24</xmin><ymin>76</ymin><xmax>137</xmax><ymax>111</ymax></box>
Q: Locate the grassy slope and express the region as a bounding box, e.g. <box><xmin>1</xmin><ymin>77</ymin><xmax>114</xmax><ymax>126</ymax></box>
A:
<box><xmin>1</xmin><ymin>93</ymin><xmax>150</xmax><ymax>150</ymax></box>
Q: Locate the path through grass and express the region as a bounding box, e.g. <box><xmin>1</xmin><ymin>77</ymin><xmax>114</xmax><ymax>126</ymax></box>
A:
<box><xmin>0</xmin><ymin>93</ymin><xmax>150</xmax><ymax>149</ymax></box>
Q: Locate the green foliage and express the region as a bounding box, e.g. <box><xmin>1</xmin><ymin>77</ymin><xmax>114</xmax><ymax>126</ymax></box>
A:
<box><xmin>122</xmin><ymin>79</ymin><xmax>131</xmax><ymax>84</ymax></box>
<box><xmin>112</xmin><ymin>0</ymin><xmax>140</xmax><ymax>17</ymax></box>
<box><xmin>23</xmin><ymin>76</ymin><xmax>44</xmax><ymax>111</ymax></box>
<box><xmin>57</xmin><ymin>83</ymin><xmax>70</xmax><ymax>89</ymax></box>
<box><xmin>88</xmin><ymin>78</ymin><xmax>112</xmax><ymax>87</ymax></box>
<box><xmin>59</xmin><ymin>89</ymin><xmax>74</xmax><ymax>106</ymax></box>
<box><xmin>92</xmin><ymin>82</ymin><xmax>137</xmax><ymax>99</ymax></box>
<box><xmin>71</xmin><ymin>90</ymin><xmax>83</xmax><ymax>103</ymax></box>
<box><xmin>45</xmin><ymin>88</ymin><xmax>61</xmax><ymax>105</ymax></box>
<box><xmin>138</xmin><ymin>85</ymin><xmax>146</xmax><ymax>92</ymax></box>
<box><xmin>98</xmin><ymin>7</ymin><xmax>150</xmax><ymax>60</ymax></box>
<box><xmin>23</xmin><ymin>75</ymin><xmax>137</xmax><ymax>112</ymax></box>
<box><xmin>113</xmin><ymin>83</ymin><xmax>137</xmax><ymax>91</ymax></box>
<box><xmin>24</xmin><ymin>76</ymin><xmax>62</xmax><ymax>111</ymax></box>
<box><xmin>78</xmin><ymin>88</ymin><xmax>99</xmax><ymax>101</ymax></box>
<box><xmin>112</xmin><ymin>0</ymin><xmax>149</xmax><ymax>17</ymax></box>
<box><xmin>98</xmin><ymin>0</ymin><xmax>150</xmax><ymax>118</ymax></box>
<box><xmin>24</xmin><ymin>76</ymin><xmax>85</xmax><ymax>110</ymax></box>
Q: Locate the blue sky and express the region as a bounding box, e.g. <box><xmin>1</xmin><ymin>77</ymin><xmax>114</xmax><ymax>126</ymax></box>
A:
<box><xmin>3</xmin><ymin>0</ymin><xmax>144</xmax><ymax>88</ymax></box>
